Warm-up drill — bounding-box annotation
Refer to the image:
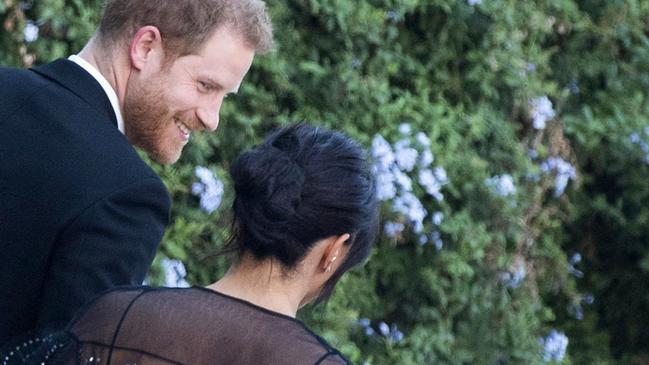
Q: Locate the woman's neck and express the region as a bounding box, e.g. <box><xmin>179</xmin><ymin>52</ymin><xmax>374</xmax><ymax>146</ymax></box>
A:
<box><xmin>206</xmin><ymin>257</ymin><xmax>309</xmax><ymax>318</ymax></box>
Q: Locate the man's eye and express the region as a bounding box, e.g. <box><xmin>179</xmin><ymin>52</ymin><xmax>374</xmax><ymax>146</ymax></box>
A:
<box><xmin>198</xmin><ymin>81</ymin><xmax>212</xmax><ymax>91</ymax></box>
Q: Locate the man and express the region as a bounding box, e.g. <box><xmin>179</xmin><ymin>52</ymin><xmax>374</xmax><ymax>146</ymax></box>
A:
<box><xmin>0</xmin><ymin>0</ymin><xmax>273</xmax><ymax>344</ymax></box>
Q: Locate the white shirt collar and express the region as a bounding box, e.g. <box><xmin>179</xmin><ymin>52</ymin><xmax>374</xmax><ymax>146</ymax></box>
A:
<box><xmin>68</xmin><ymin>55</ymin><xmax>125</xmax><ymax>134</ymax></box>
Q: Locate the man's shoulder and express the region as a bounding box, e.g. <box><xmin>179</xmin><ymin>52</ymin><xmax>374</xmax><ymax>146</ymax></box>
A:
<box><xmin>0</xmin><ymin>62</ymin><xmax>164</xmax><ymax>201</ymax></box>
<box><xmin>0</xmin><ymin>65</ymin><xmax>50</xmax><ymax>118</ymax></box>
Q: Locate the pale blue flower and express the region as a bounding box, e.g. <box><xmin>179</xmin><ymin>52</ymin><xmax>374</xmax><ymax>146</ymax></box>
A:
<box><xmin>502</xmin><ymin>263</ymin><xmax>526</xmax><ymax>289</ymax></box>
<box><xmin>192</xmin><ymin>166</ymin><xmax>224</xmax><ymax>213</ymax></box>
<box><xmin>393</xmin><ymin>193</ymin><xmax>427</xmax><ymax>233</ymax></box>
<box><xmin>388</xmin><ymin>324</ymin><xmax>404</xmax><ymax>343</ymax></box>
<box><xmin>568</xmin><ymin>253</ymin><xmax>584</xmax><ymax>278</ymax></box>
<box><xmin>582</xmin><ymin>294</ymin><xmax>594</xmax><ymax>305</ymax></box>
<box><xmin>399</xmin><ymin>123</ymin><xmax>412</xmax><ymax>135</ymax></box>
<box><xmin>529</xmin><ymin>96</ymin><xmax>556</xmax><ymax>130</ymax></box>
<box><xmin>540</xmin><ymin>157</ymin><xmax>576</xmax><ymax>196</ymax></box>
<box><xmin>569</xmin><ymin>253</ymin><xmax>582</xmax><ymax>265</ymax></box>
<box><xmin>23</xmin><ymin>21</ymin><xmax>39</xmax><ymax>43</ymax></box>
<box><xmin>371</xmin><ymin>321</ymin><xmax>405</xmax><ymax>343</ymax></box>
<box><xmin>485</xmin><ymin>174</ymin><xmax>516</xmax><ymax>197</ymax></box>
<box><xmin>431</xmin><ymin>231</ymin><xmax>443</xmax><ymax>250</ymax></box>
<box><xmin>419</xmin><ymin>169</ymin><xmax>441</xmax><ymax>196</ymax></box>
<box><xmin>568</xmin><ymin>80</ymin><xmax>580</xmax><ymax>95</ymax></box>
<box><xmin>434</xmin><ymin>166</ymin><xmax>448</xmax><ymax>184</ymax></box>
<box><xmin>391</xmin><ymin>166</ymin><xmax>413</xmax><ymax>191</ymax></box>
<box><xmin>384</xmin><ymin>221</ymin><xmax>405</xmax><ymax>238</ymax></box>
<box><xmin>541</xmin><ymin>330</ymin><xmax>568</xmax><ymax>362</ymax></box>
<box><xmin>394</xmin><ymin>140</ymin><xmax>418</xmax><ymax>172</ymax></box>
<box><xmin>161</xmin><ymin>258</ymin><xmax>190</xmax><ymax>288</ymax></box>
<box><xmin>432</xmin><ymin>212</ymin><xmax>444</xmax><ymax>226</ymax></box>
<box><xmin>416</xmin><ymin>132</ymin><xmax>431</xmax><ymax>147</ymax></box>
<box><xmin>372</xmin><ymin>135</ymin><xmax>396</xmax><ymax>171</ymax></box>
<box><xmin>418</xmin><ymin>167</ymin><xmax>446</xmax><ymax>202</ymax></box>
<box><xmin>356</xmin><ymin>318</ymin><xmax>376</xmax><ymax>336</ymax></box>
<box><xmin>378</xmin><ymin>322</ymin><xmax>390</xmax><ymax>336</ymax></box>
<box><xmin>375</xmin><ymin>170</ymin><xmax>397</xmax><ymax>201</ymax></box>
<box><xmin>419</xmin><ymin>150</ymin><xmax>434</xmax><ymax>167</ymax></box>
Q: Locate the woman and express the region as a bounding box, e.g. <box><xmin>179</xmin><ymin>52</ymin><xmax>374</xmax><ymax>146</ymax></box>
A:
<box><xmin>2</xmin><ymin>124</ymin><xmax>379</xmax><ymax>365</ymax></box>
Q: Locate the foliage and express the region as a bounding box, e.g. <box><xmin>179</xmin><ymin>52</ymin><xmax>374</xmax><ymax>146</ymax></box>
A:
<box><xmin>2</xmin><ymin>0</ymin><xmax>649</xmax><ymax>364</ymax></box>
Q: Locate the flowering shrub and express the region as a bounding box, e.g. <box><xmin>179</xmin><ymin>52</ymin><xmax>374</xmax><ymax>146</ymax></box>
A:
<box><xmin>371</xmin><ymin>125</ymin><xmax>447</xmax><ymax>247</ymax></box>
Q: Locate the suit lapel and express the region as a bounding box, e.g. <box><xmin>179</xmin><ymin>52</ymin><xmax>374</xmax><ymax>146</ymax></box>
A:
<box><xmin>30</xmin><ymin>58</ymin><xmax>118</xmax><ymax>128</ymax></box>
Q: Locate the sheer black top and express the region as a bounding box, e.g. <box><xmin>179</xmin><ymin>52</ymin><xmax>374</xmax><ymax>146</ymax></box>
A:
<box><xmin>1</xmin><ymin>287</ymin><xmax>351</xmax><ymax>365</ymax></box>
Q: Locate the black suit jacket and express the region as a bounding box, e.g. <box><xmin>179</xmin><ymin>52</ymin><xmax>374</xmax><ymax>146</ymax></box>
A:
<box><xmin>0</xmin><ymin>59</ymin><xmax>171</xmax><ymax>344</ymax></box>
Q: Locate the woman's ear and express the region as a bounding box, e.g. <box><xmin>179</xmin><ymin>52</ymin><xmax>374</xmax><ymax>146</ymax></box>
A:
<box><xmin>128</xmin><ymin>25</ymin><xmax>164</xmax><ymax>71</ymax></box>
<box><xmin>321</xmin><ymin>233</ymin><xmax>351</xmax><ymax>274</ymax></box>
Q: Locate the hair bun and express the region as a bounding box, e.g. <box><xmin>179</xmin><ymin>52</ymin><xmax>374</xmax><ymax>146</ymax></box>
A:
<box><xmin>231</xmin><ymin>145</ymin><xmax>305</xmax><ymax>223</ymax></box>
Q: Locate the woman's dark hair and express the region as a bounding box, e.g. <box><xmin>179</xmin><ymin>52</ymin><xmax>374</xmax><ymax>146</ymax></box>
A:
<box><xmin>228</xmin><ymin>124</ymin><xmax>379</xmax><ymax>301</ymax></box>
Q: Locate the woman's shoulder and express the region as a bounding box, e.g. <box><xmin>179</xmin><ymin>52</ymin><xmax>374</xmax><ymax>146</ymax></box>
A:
<box><xmin>69</xmin><ymin>286</ymin><xmax>355</xmax><ymax>365</ymax></box>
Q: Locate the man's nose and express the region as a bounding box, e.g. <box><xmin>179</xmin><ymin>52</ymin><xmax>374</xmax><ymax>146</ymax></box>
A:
<box><xmin>197</xmin><ymin>96</ymin><xmax>222</xmax><ymax>132</ymax></box>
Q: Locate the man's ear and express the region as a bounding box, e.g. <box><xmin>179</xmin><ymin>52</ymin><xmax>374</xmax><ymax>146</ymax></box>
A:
<box><xmin>321</xmin><ymin>233</ymin><xmax>351</xmax><ymax>273</ymax></box>
<box><xmin>129</xmin><ymin>26</ymin><xmax>164</xmax><ymax>71</ymax></box>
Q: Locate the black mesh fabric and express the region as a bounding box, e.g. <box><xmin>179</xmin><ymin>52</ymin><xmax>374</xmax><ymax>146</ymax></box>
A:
<box><xmin>0</xmin><ymin>287</ymin><xmax>351</xmax><ymax>365</ymax></box>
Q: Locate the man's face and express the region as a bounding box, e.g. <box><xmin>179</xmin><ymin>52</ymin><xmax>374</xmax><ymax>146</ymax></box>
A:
<box><xmin>123</xmin><ymin>27</ymin><xmax>256</xmax><ymax>164</ymax></box>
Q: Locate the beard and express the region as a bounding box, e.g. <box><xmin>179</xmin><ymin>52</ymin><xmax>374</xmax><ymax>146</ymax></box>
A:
<box><xmin>123</xmin><ymin>74</ymin><xmax>181</xmax><ymax>164</ymax></box>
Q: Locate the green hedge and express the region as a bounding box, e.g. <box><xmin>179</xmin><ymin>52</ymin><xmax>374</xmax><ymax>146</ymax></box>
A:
<box><xmin>3</xmin><ymin>1</ymin><xmax>649</xmax><ymax>364</ymax></box>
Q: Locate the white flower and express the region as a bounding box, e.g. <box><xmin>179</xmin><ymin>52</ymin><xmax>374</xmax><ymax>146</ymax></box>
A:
<box><xmin>192</xmin><ymin>166</ymin><xmax>224</xmax><ymax>213</ymax></box>
<box><xmin>394</xmin><ymin>140</ymin><xmax>418</xmax><ymax>172</ymax></box>
<box><xmin>541</xmin><ymin>330</ymin><xmax>569</xmax><ymax>362</ymax></box>
<box><xmin>23</xmin><ymin>21</ymin><xmax>39</xmax><ymax>43</ymax></box>
<box><xmin>161</xmin><ymin>258</ymin><xmax>190</xmax><ymax>288</ymax></box>
<box><xmin>485</xmin><ymin>174</ymin><xmax>516</xmax><ymax>197</ymax></box>
<box><xmin>529</xmin><ymin>96</ymin><xmax>556</xmax><ymax>130</ymax></box>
